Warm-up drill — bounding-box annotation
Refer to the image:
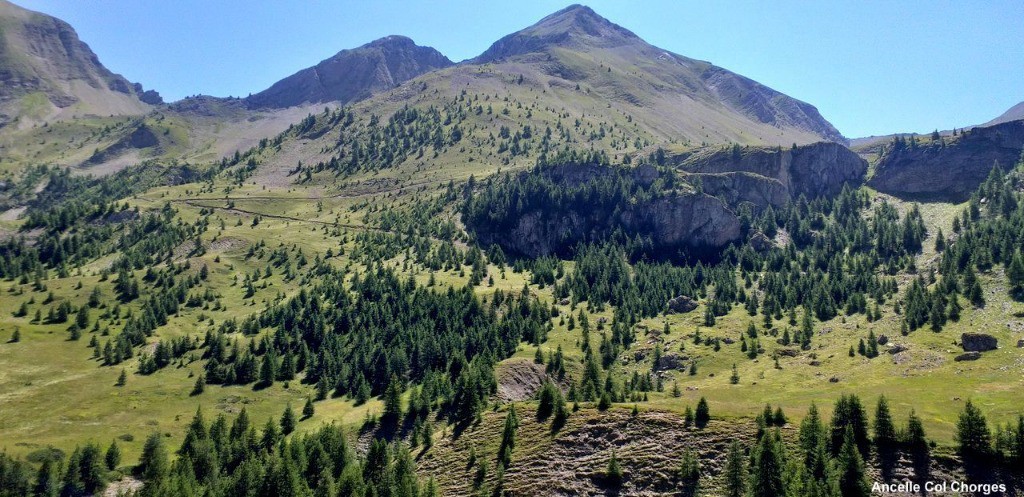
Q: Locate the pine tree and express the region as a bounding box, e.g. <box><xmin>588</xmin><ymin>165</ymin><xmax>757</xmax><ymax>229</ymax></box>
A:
<box><xmin>830</xmin><ymin>394</ymin><xmax>870</xmax><ymax>458</ymax></box>
<box><xmin>105</xmin><ymin>440</ymin><xmax>121</xmax><ymax>470</ymax></box>
<box><xmin>723</xmin><ymin>441</ymin><xmax>747</xmax><ymax>497</ymax></box>
<box><xmin>280</xmin><ymin>403</ymin><xmax>297</xmax><ymax>435</ymax></box>
<box><xmin>303</xmin><ymin>396</ymin><xmax>315</xmax><ymax>419</ymax></box>
<box><xmin>1009</xmin><ymin>250</ymin><xmax>1024</xmax><ymax>299</ymax></box>
<box><xmin>905</xmin><ymin>410</ymin><xmax>931</xmax><ymax>483</ymax></box>
<box><xmin>11</xmin><ymin>327</ymin><xmax>20</xmax><ymax>343</ymax></box>
<box><xmin>837</xmin><ymin>427</ymin><xmax>870</xmax><ymax>497</ymax></box>
<box><xmin>497</xmin><ymin>405</ymin><xmax>518</xmax><ymax>468</ymax></box>
<box><xmin>138</xmin><ymin>433</ymin><xmax>169</xmax><ymax>495</ymax></box>
<box><xmin>695</xmin><ymin>397</ymin><xmax>711</xmax><ymax>428</ymax></box>
<box><xmin>873</xmin><ymin>396</ymin><xmax>898</xmax><ymax>480</ymax></box>
<box><xmin>729</xmin><ymin>364</ymin><xmax>739</xmax><ymax>384</ymax></box>
<box><xmin>382</xmin><ymin>375</ymin><xmax>403</xmax><ymax>429</ymax></box>
<box><xmin>956</xmin><ymin>400</ymin><xmax>992</xmax><ymax>481</ymax></box>
<box><xmin>750</xmin><ymin>431</ymin><xmax>784</xmax><ymax>497</ymax></box>
<box><xmin>115</xmin><ymin>369</ymin><xmax>127</xmax><ymax>387</ymax></box>
<box><xmin>678</xmin><ymin>449</ymin><xmax>700</xmax><ymax>497</ymax></box>
<box><xmin>605</xmin><ymin>450</ymin><xmax>623</xmax><ymax>488</ymax></box>
<box><xmin>536</xmin><ymin>381</ymin><xmax>558</xmax><ymax>421</ymax></box>
<box><xmin>191</xmin><ymin>373</ymin><xmax>205</xmax><ymax>396</ymax></box>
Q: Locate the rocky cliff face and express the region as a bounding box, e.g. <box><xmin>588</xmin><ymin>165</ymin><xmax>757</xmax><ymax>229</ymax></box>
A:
<box><xmin>247</xmin><ymin>35</ymin><xmax>452</xmax><ymax>109</ymax></box>
<box><xmin>0</xmin><ymin>0</ymin><xmax>157</xmax><ymax>125</ymax></box>
<box><xmin>468</xmin><ymin>163</ymin><xmax>740</xmax><ymax>259</ymax></box>
<box><xmin>679</xmin><ymin>142</ymin><xmax>867</xmax><ymax>209</ymax></box>
<box><xmin>868</xmin><ymin>120</ymin><xmax>1024</xmax><ymax>201</ymax></box>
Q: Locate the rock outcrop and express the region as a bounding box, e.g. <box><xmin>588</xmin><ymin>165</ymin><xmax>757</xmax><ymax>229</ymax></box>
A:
<box><xmin>961</xmin><ymin>333</ymin><xmax>998</xmax><ymax>352</ymax></box>
<box><xmin>0</xmin><ymin>0</ymin><xmax>155</xmax><ymax>125</ymax></box>
<box><xmin>666</xmin><ymin>296</ymin><xmax>698</xmax><ymax>314</ymax></box>
<box><xmin>466</xmin><ymin>162</ymin><xmax>742</xmax><ymax>259</ymax></box>
<box><xmin>868</xmin><ymin>120</ymin><xmax>1024</xmax><ymax>201</ymax></box>
<box><xmin>679</xmin><ymin>142</ymin><xmax>867</xmax><ymax>209</ymax></box>
<box><xmin>247</xmin><ymin>35</ymin><xmax>452</xmax><ymax>109</ymax></box>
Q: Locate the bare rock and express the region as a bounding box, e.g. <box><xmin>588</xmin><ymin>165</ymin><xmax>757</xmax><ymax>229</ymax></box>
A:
<box><xmin>666</xmin><ymin>295</ymin><xmax>698</xmax><ymax>314</ymax></box>
<box><xmin>961</xmin><ymin>332</ymin><xmax>998</xmax><ymax>352</ymax></box>
<box><xmin>655</xmin><ymin>353</ymin><xmax>686</xmax><ymax>371</ymax></box>
<box><xmin>748</xmin><ymin>231</ymin><xmax>775</xmax><ymax>252</ymax></box>
<box><xmin>887</xmin><ymin>343</ymin><xmax>908</xmax><ymax>354</ymax></box>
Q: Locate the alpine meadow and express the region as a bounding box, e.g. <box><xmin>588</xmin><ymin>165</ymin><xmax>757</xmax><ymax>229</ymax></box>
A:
<box><xmin>1</xmin><ymin>2</ymin><xmax>1023</xmax><ymax>496</ymax></box>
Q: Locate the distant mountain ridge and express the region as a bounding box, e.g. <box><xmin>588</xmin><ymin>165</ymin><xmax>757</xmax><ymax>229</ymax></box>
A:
<box><xmin>466</xmin><ymin>5</ymin><xmax>845</xmax><ymax>144</ymax></box>
<box><xmin>983</xmin><ymin>101</ymin><xmax>1024</xmax><ymax>127</ymax></box>
<box><xmin>0</xmin><ymin>0</ymin><xmax>158</xmax><ymax>127</ymax></box>
<box><xmin>246</xmin><ymin>35</ymin><xmax>453</xmax><ymax>109</ymax></box>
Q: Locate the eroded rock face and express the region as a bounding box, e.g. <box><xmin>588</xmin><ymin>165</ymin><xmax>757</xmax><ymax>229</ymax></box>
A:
<box><xmin>679</xmin><ymin>142</ymin><xmax>867</xmax><ymax>208</ymax></box>
<box><xmin>961</xmin><ymin>333</ymin><xmax>998</xmax><ymax>352</ymax></box>
<box><xmin>666</xmin><ymin>296</ymin><xmax>698</xmax><ymax>314</ymax></box>
<box><xmin>247</xmin><ymin>35</ymin><xmax>452</xmax><ymax>109</ymax></box>
<box><xmin>868</xmin><ymin>120</ymin><xmax>1024</xmax><ymax>202</ymax></box>
<box><xmin>469</xmin><ymin>162</ymin><xmax>742</xmax><ymax>258</ymax></box>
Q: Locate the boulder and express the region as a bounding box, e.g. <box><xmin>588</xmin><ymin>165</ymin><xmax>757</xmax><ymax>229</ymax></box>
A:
<box><xmin>1018</xmin><ymin>339</ymin><xmax>1024</xmax><ymax>348</ymax></box>
<box><xmin>954</xmin><ymin>351</ymin><xmax>981</xmax><ymax>362</ymax></box>
<box><xmin>655</xmin><ymin>353</ymin><xmax>686</xmax><ymax>371</ymax></box>
<box><xmin>887</xmin><ymin>343</ymin><xmax>909</xmax><ymax>354</ymax></box>
<box><xmin>961</xmin><ymin>333</ymin><xmax>998</xmax><ymax>352</ymax></box>
<box><xmin>748</xmin><ymin>231</ymin><xmax>774</xmax><ymax>252</ymax></box>
<box><xmin>877</xmin><ymin>335</ymin><xmax>889</xmax><ymax>346</ymax></box>
<box><xmin>666</xmin><ymin>296</ymin><xmax>698</xmax><ymax>314</ymax></box>
<box><xmin>777</xmin><ymin>348</ymin><xmax>799</xmax><ymax>357</ymax></box>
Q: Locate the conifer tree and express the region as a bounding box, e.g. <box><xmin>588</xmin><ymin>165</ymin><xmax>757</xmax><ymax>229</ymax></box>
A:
<box><xmin>837</xmin><ymin>427</ymin><xmax>870</xmax><ymax>497</ymax></box>
<box><xmin>695</xmin><ymin>397</ymin><xmax>710</xmax><ymax>428</ymax></box>
<box><xmin>605</xmin><ymin>450</ymin><xmax>623</xmax><ymax>488</ymax></box>
<box><xmin>750</xmin><ymin>431</ymin><xmax>784</xmax><ymax>497</ymax></box>
<box><xmin>723</xmin><ymin>441</ymin><xmax>747</xmax><ymax>497</ymax></box>
<box><xmin>905</xmin><ymin>410</ymin><xmax>930</xmax><ymax>483</ymax></box>
<box><xmin>873</xmin><ymin>396</ymin><xmax>898</xmax><ymax>480</ymax></box>
<box><xmin>956</xmin><ymin>400</ymin><xmax>992</xmax><ymax>481</ymax></box>
<box><xmin>303</xmin><ymin>396</ymin><xmax>315</xmax><ymax>419</ymax></box>
<box><xmin>678</xmin><ymin>449</ymin><xmax>700</xmax><ymax>497</ymax></box>
<box><xmin>105</xmin><ymin>440</ymin><xmax>121</xmax><ymax>471</ymax></box>
<box><xmin>497</xmin><ymin>405</ymin><xmax>518</xmax><ymax>468</ymax></box>
<box><xmin>280</xmin><ymin>403</ymin><xmax>297</xmax><ymax>435</ymax></box>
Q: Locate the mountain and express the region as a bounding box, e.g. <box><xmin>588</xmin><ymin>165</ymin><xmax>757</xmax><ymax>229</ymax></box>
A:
<box><xmin>868</xmin><ymin>119</ymin><xmax>1024</xmax><ymax>201</ymax></box>
<box><xmin>982</xmin><ymin>100</ymin><xmax>1024</xmax><ymax>127</ymax></box>
<box><xmin>0</xmin><ymin>0</ymin><xmax>158</xmax><ymax>127</ymax></box>
<box><xmin>469</xmin><ymin>5</ymin><xmax>845</xmax><ymax>145</ymax></box>
<box><xmin>246</xmin><ymin>35</ymin><xmax>452</xmax><ymax>109</ymax></box>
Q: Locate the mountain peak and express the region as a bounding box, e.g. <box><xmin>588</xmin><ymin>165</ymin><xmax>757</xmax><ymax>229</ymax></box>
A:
<box><xmin>0</xmin><ymin>0</ymin><xmax>156</xmax><ymax>125</ymax></box>
<box><xmin>365</xmin><ymin>35</ymin><xmax>417</xmax><ymax>49</ymax></box>
<box><xmin>247</xmin><ymin>35</ymin><xmax>451</xmax><ymax>109</ymax></box>
<box><xmin>473</xmin><ymin>4</ymin><xmax>638</xmax><ymax>63</ymax></box>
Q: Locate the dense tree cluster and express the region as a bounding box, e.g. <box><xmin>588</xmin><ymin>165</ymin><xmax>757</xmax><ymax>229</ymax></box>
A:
<box><xmin>203</xmin><ymin>264</ymin><xmax>551</xmax><ymax>423</ymax></box>
<box><xmin>0</xmin><ymin>407</ymin><xmax>435</xmax><ymax>497</ymax></box>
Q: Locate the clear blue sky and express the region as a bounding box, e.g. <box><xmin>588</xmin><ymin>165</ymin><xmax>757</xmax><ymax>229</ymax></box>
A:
<box><xmin>16</xmin><ymin>0</ymin><xmax>1024</xmax><ymax>138</ymax></box>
